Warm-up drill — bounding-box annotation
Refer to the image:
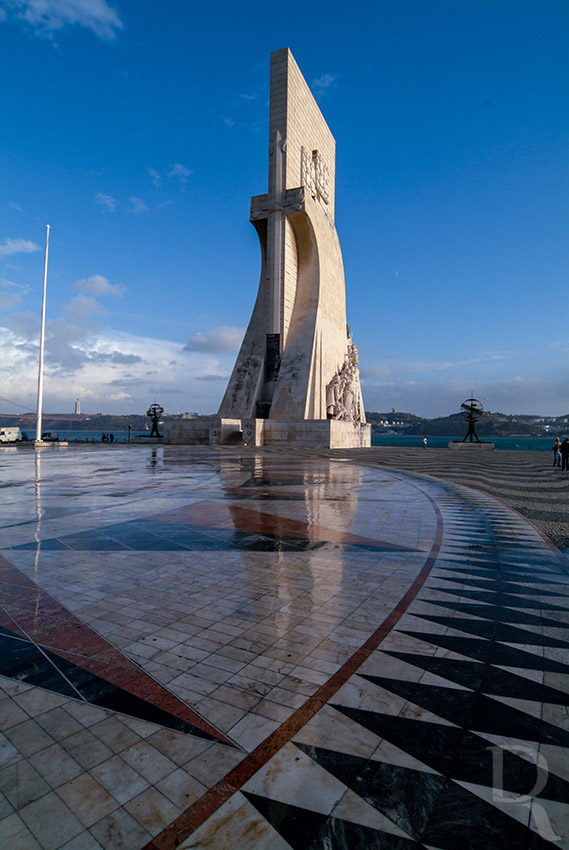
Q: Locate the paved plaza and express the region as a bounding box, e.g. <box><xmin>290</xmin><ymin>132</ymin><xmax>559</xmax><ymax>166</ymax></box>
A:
<box><xmin>1</xmin><ymin>444</ymin><xmax>568</xmax><ymax>849</ymax></box>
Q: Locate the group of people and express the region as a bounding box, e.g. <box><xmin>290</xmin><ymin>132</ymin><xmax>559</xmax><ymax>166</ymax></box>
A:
<box><xmin>553</xmin><ymin>437</ymin><xmax>569</xmax><ymax>470</ymax></box>
<box><xmin>101</xmin><ymin>432</ymin><xmax>114</xmax><ymax>442</ymax></box>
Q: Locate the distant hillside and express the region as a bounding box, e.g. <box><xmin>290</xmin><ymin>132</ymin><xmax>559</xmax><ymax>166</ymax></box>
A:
<box><xmin>366</xmin><ymin>411</ymin><xmax>423</xmax><ymax>425</ymax></box>
<box><xmin>365</xmin><ymin>410</ymin><xmax>568</xmax><ymax>437</ymax></box>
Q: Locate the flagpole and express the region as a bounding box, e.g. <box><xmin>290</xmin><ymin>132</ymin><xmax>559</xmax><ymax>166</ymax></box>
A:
<box><xmin>35</xmin><ymin>224</ymin><xmax>50</xmax><ymax>446</ymax></box>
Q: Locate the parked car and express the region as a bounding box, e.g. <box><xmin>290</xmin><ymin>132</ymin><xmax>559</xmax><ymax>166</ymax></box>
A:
<box><xmin>41</xmin><ymin>432</ymin><xmax>59</xmax><ymax>442</ymax></box>
<box><xmin>0</xmin><ymin>427</ymin><xmax>23</xmax><ymax>443</ymax></box>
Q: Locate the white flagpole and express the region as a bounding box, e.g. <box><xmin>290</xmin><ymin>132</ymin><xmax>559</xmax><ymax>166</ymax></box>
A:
<box><xmin>35</xmin><ymin>224</ymin><xmax>50</xmax><ymax>445</ymax></box>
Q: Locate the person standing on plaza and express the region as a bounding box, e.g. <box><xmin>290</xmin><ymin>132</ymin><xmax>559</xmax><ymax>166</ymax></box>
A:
<box><xmin>553</xmin><ymin>437</ymin><xmax>562</xmax><ymax>467</ymax></box>
<box><xmin>560</xmin><ymin>438</ymin><xmax>569</xmax><ymax>472</ymax></box>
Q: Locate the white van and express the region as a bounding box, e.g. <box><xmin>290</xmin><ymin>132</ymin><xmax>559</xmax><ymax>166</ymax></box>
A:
<box><xmin>41</xmin><ymin>432</ymin><xmax>59</xmax><ymax>442</ymax></box>
<box><xmin>0</xmin><ymin>427</ymin><xmax>23</xmax><ymax>443</ymax></box>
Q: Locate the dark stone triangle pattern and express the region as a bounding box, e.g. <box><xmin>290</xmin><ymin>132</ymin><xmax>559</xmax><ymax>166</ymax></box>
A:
<box><xmin>422</xmin><ymin>600</ymin><xmax>569</xmax><ymax>629</ymax></box>
<box><xmin>428</xmin><ymin>586</ymin><xmax>569</xmax><ymax>612</ymax></box>
<box><xmin>432</xmin><ymin>574</ymin><xmax>569</xmax><ymax>597</ymax></box>
<box><xmin>243</xmin><ymin>792</ymin><xmax>425</xmax><ymax>850</ymax></box>
<box><xmin>331</xmin><ymin>707</ymin><xmax>569</xmax><ymax>803</ymax></box>
<box><xmin>383</xmin><ymin>651</ymin><xmax>569</xmax><ymax>705</ymax></box>
<box><xmin>360</xmin><ymin>675</ymin><xmax>569</xmax><ymax>747</ymax></box>
<box><xmin>0</xmin><ymin>633</ymin><xmax>77</xmax><ymax>697</ymax></box>
<box><xmin>408</xmin><ymin>614</ymin><xmax>569</xmax><ymax>648</ymax></box>
<box><xmin>430</xmin><ymin>566</ymin><xmax>565</xmax><ymax>596</ymax></box>
<box><xmin>421</xmin><ymin>779</ymin><xmax>556</xmax><ymax>850</ymax></box>
<box><xmin>293</xmin><ymin>743</ymin><xmax>444</xmax><ymax>841</ymax></box>
<box><xmin>400</xmin><ymin>630</ymin><xmax>569</xmax><ymax>674</ymax></box>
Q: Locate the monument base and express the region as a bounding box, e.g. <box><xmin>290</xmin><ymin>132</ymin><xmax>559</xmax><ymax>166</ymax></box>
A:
<box><xmin>163</xmin><ymin>419</ymin><xmax>212</xmax><ymax>445</ymax></box>
<box><xmin>257</xmin><ymin>419</ymin><xmax>370</xmax><ymax>448</ymax></box>
<box><xmin>164</xmin><ymin>417</ymin><xmax>371</xmax><ymax>449</ymax></box>
<box><xmin>448</xmin><ymin>441</ymin><xmax>495</xmax><ymax>451</ymax></box>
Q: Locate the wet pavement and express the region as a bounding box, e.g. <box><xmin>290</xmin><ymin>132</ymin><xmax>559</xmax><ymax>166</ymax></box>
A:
<box><xmin>0</xmin><ymin>443</ymin><xmax>568</xmax><ymax>849</ymax></box>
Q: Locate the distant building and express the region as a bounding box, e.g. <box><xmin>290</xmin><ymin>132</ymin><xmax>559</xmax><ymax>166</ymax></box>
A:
<box><xmin>74</xmin><ymin>399</ymin><xmax>81</xmax><ymax>415</ymax></box>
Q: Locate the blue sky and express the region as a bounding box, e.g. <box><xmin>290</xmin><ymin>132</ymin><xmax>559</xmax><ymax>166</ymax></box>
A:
<box><xmin>1</xmin><ymin>0</ymin><xmax>567</xmax><ymax>418</ymax></box>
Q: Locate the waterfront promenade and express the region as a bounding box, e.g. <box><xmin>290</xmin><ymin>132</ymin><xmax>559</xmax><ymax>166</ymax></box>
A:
<box><xmin>0</xmin><ymin>444</ymin><xmax>568</xmax><ymax>849</ymax></box>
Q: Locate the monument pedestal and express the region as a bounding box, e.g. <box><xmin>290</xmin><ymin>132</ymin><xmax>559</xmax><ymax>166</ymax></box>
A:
<box><xmin>164</xmin><ymin>420</ymin><xmax>211</xmax><ymax>445</ymax></box>
<box><xmin>164</xmin><ymin>417</ymin><xmax>371</xmax><ymax>448</ymax></box>
<box><xmin>243</xmin><ymin>419</ymin><xmax>370</xmax><ymax>448</ymax></box>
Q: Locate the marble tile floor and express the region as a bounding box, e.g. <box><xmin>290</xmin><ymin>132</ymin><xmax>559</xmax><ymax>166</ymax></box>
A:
<box><xmin>0</xmin><ymin>444</ymin><xmax>568</xmax><ymax>849</ymax></box>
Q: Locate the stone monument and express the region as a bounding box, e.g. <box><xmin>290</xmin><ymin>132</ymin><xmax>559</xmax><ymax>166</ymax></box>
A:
<box><xmin>166</xmin><ymin>48</ymin><xmax>370</xmax><ymax>448</ymax></box>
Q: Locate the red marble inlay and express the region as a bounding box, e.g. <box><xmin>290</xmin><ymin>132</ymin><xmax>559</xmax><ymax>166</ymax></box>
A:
<box><xmin>4</xmin><ymin>601</ymin><xmax>139</xmax><ymax>669</ymax></box>
<box><xmin>0</xmin><ymin>607</ymin><xmax>28</xmax><ymax>638</ymax></box>
<box><xmin>0</xmin><ymin>560</ymin><xmax>37</xmax><ymax>585</ymax></box>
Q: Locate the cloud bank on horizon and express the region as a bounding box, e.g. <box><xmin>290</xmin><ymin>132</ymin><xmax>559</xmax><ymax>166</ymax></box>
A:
<box><xmin>1</xmin><ymin>1</ymin><xmax>567</xmax><ymax>418</ymax></box>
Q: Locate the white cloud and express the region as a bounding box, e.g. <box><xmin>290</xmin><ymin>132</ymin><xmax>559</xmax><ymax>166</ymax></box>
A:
<box><xmin>73</xmin><ymin>274</ymin><xmax>126</xmax><ymax>298</ymax></box>
<box><xmin>0</xmin><ymin>237</ymin><xmax>40</xmax><ymax>256</ymax></box>
<box><xmin>0</xmin><ymin>277</ymin><xmax>28</xmax><ymax>292</ymax></box>
<box><xmin>6</xmin><ymin>0</ymin><xmax>123</xmax><ymax>41</ymax></box>
<box><xmin>62</xmin><ymin>293</ymin><xmax>106</xmax><ymax>326</ymax></box>
<box><xmin>0</xmin><ymin>308</ymin><xmax>235</xmax><ymax>414</ymax></box>
<box><xmin>168</xmin><ymin>163</ymin><xmax>192</xmax><ymax>183</ymax></box>
<box><xmin>311</xmin><ymin>73</ymin><xmax>336</xmax><ymax>97</ymax></box>
<box><xmin>95</xmin><ymin>192</ymin><xmax>119</xmax><ymax>212</ymax></box>
<box><xmin>6</xmin><ymin>310</ymin><xmax>39</xmax><ymax>339</ymax></box>
<box><xmin>0</xmin><ymin>277</ymin><xmax>29</xmax><ymax>311</ymax></box>
<box><xmin>0</xmin><ymin>291</ymin><xmax>22</xmax><ymax>311</ymax></box>
<box><xmin>129</xmin><ymin>196</ymin><xmax>148</xmax><ymax>214</ymax></box>
<box><xmin>9</xmin><ymin>202</ymin><xmax>24</xmax><ymax>212</ymax></box>
<box><xmin>184</xmin><ymin>325</ymin><xmax>245</xmax><ymax>353</ymax></box>
<box><xmin>148</xmin><ymin>168</ymin><xmax>162</xmax><ymax>188</ymax></box>
<box><xmin>360</xmin><ymin>350</ymin><xmax>514</xmax><ymax>382</ymax></box>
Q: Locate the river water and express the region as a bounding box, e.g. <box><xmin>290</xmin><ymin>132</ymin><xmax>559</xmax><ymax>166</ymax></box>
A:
<box><xmin>371</xmin><ymin>434</ymin><xmax>560</xmax><ymax>452</ymax></box>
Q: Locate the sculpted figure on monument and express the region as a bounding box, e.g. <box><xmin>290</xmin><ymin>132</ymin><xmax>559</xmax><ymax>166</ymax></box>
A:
<box><xmin>326</xmin><ymin>374</ymin><xmax>343</xmax><ymax>419</ymax></box>
<box><xmin>326</xmin><ymin>338</ymin><xmax>363</xmax><ymax>422</ymax></box>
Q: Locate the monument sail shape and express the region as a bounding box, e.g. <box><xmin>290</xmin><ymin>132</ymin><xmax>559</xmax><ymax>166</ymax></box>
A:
<box><xmin>216</xmin><ymin>48</ymin><xmax>370</xmax><ymax>448</ymax></box>
<box><xmin>165</xmin><ymin>48</ymin><xmax>370</xmax><ymax>448</ymax></box>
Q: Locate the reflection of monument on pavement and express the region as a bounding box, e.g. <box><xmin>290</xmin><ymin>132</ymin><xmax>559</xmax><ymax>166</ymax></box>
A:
<box><xmin>167</xmin><ymin>49</ymin><xmax>370</xmax><ymax>449</ymax></box>
<box><xmin>218</xmin><ymin>456</ymin><xmax>364</xmax><ymax>634</ymax></box>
